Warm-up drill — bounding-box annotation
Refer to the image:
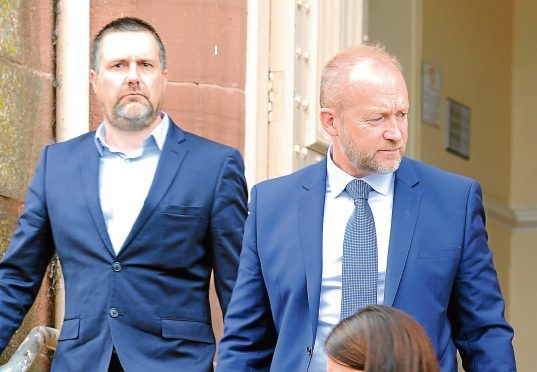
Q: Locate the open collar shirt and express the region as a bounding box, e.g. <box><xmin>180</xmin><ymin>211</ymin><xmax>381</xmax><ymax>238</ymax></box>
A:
<box><xmin>94</xmin><ymin>113</ymin><xmax>170</xmax><ymax>255</ymax></box>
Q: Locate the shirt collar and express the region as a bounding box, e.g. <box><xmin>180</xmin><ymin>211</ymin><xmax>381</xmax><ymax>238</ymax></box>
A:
<box><xmin>94</xmin><ymin>112</ymin><xmax>170</xmax><ymax>157</ymax></box>
<box><xmin>326</xmin><ymin>144</ymin><xmax>394</xmax><ymax>198</ymax></box>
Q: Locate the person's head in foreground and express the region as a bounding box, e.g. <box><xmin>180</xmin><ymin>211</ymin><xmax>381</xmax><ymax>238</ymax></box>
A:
<box><xmin>325</xmin><ymin>305</ymin><xmax>440</xmax><ymax>372</ymax></box>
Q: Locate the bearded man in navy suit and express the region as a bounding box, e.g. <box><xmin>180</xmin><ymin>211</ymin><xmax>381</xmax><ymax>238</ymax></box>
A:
<box><xmin>217</xmin><ymin>45</ymin><xmax>515</xmax><ymax>371</ymax></box>
<box><xmin>0</xmin><ymin>17</ymin><xmax>247</xmax><ymax>371</ymax></box>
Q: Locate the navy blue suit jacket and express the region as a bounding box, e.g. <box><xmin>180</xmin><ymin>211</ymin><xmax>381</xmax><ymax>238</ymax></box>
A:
<box><xmin>217</xmin><ymin>157</ymin><xmax>515</xmax><ymax>371</ymax></box>
<box><xmin>0</xmin><ymin>120</ymin><xmax>248</xmax><ymax>371</ymax></box>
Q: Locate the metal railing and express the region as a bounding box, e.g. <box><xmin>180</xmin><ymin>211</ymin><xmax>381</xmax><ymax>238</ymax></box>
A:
<box><xmin>0</xmin><ymin>326</ymin><xmax>58</xmax><ymax>372</ymax></box>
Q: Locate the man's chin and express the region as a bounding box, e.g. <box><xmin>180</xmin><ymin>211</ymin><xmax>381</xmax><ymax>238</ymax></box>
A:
<box><xmin>362</xmin><ymin>154</ymin><xmax>402</xmax><ymax>174</ymax></box>
<box><xmin>121</xmin><ymin>109</ymin><xmax>150</xmax><ymax>120</ymax></box>
<box><xmin>378</xmin><ymin>150</ymin><xmax>404</xmax><ymax>168</ymax></box>
<box><xmin>121</xmin><ymin>101</ymin><xmax>147</xmax><ymax>114</ymax></box>
<box><xmin>110</xmin><ymin>102</ymin><xmax>158</xmax><ymax>130</ymax></box>
<box><xmin>378</xmin><ymin>158</ymin><xmax>402</xmax><ymax>173</ymax></box>
<box><xmin>109</xmin><ymin>112</ymin><xmax>156</xmax><ymax>131</ymax></box>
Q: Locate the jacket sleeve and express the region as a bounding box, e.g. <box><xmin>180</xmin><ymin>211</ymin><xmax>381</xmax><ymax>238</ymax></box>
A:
<box><xmin>216</xmin><ymin>186</ymin><xmax>277</xmax><ymax>371</ymax></box>
<box><xmin>209</xmin><ymin>148</ymin><xmax>248</xmax><ymax>315</ymax></box>
<box><xmin>449</xmin><ymin>181</ymin><xmax>516</xmax><ymax>371</ymax></box>
<box><xmin>0</xmin><ymin>147</ymin><xmax>55</xmax><ymax>352</ymax></box>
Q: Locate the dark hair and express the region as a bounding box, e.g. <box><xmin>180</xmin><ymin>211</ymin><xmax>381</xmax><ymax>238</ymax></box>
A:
<box><xmin>91</xmin><ymin>17</ymin><xmax>166</xmax><ymax>71</ymax></box>
<box><xmin>325</xmin><ymin>305</ymin><xmax>439</xmax><ymax>372</ymax></box>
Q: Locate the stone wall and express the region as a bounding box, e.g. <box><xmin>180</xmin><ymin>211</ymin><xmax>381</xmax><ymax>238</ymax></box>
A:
<box><xmin>0</xmin><ymin>0</ymin><xmax>56</xmax><ymax>370</ymax></box>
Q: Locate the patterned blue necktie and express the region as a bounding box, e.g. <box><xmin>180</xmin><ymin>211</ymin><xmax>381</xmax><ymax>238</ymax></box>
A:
<box><xmin>340</xmin><ymin>179</ymin><xmax>378</xmax><ymax>319</ymax></box>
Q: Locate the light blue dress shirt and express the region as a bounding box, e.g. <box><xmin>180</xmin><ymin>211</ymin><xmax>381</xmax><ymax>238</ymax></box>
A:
<box><xmin>309</xmin><ymin>146</ymin><xmax>395</xmax><ymax>371</ymax></box>
<box><xmin>94</xmin><ymin>114</ymin><xmax>170</xmax><ymax>255</ymax></box>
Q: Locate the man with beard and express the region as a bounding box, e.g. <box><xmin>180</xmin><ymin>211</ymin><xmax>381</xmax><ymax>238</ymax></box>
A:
<box><xmin>0</xmin><ymin>17</ymin><xmax>247</xmax><ymax>371</ymax></box>
<box><xmin>217</xmin><ymin>45</ymin><xmax>515</xmax><ymax>371</ymax></box>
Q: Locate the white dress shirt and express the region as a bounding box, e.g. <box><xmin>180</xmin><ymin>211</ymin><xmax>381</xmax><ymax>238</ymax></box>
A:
<box><xmin>95</xmin><ymin>114</ymin><xmax>170</xmax><ymax>255</ymax></box>
<box><xmin>309</xmin><ymin>146</ymin><xmax>395</xmax><ymax>371</ymax></box>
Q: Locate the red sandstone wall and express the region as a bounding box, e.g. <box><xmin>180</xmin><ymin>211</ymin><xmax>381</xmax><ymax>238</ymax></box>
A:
<box><xmin>0</xmin><ymin>1</ymin><xmax>56</xmax><ymax>370</ymax></box>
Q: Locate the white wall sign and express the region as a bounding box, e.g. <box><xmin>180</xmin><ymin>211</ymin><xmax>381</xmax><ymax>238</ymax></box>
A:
<box><xmin>421</xmin><ymin>60</ymin><xmax>442</xmax><ymax>126</ymax></box>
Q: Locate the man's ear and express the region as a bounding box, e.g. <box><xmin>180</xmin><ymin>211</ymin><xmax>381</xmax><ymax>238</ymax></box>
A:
<box><xmin>320</xmin><ymin>108</ymin><xmax>338</xmax><ymax>137</ymax></box>
<box><xmin>89</xmin><ymin>69</ymin><xmax>98</xmax><ymax>93</ymax></box>
<box><xmin>162</xmin><ymin>69</ymin><xmax>169</xmax><ymax>91</ymax></box>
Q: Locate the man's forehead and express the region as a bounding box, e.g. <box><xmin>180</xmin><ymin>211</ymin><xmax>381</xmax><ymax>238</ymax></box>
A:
<box><xmin>348</xmin><ymin>59</ymin><xmax>401</xmax><ymax>82</ymax></box>
<box><xmin>99</xmin><ymin>31</ymin><xmax>158</xmax><ymax>54</ymax></box>
<box><xmin>345</xmin><ymin>67</ymin><xmax>409</xmax><ymax>111</ymax></box>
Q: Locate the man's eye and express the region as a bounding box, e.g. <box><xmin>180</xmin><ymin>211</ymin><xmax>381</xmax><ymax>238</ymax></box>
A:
<box><xmin>368</xmin><ymin>117</ymin><xmax>383</xmax><ymax>123</ymax></box>
<box><xmin>112</xmin><ymin>63</ymin><xmax>124</xmax><ymax>69</ymax></box>
<box><xmin>142</xmin><ymin>62</ymin><xmax>153</xmax><ymax>68</ymax></box>
<box><xmin>396</xmin><ymin>112</ymin><xmax>408</xmax><ymax>118</ymax></box>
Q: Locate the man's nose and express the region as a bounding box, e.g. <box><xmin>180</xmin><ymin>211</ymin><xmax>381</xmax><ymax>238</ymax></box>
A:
<box><xmin>383</xmin><ymin>117</ymin><xmax>403</xmax><ymax>141</ymax></box>
<box><xmin>126</xmin><ymin>63</ymin><xmax>140</xmax><ymax>84</ymax></box>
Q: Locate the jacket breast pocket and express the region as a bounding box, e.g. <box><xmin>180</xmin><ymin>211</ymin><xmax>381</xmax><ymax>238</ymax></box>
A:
<box><xmin>158</xmin><ymin>204</ymin><xmax>206</xmax><ymax>249</ymax></box>
<box><xmin>419</xmin><ymin>246</ymin><xmax>461</xmax><ymax>259</ymax></box>
<box><xmin>58</xmin><ymin>318</ymin><xmax>80</xmax><ymax>341</ymax></box>
<box><xmin>161</xmin><ymin>319</ymin><xmax>215</xmax><ymax>344</ymax></box>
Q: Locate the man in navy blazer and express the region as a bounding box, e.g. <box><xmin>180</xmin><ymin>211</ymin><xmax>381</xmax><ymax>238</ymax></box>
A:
<box><xmin>217</xmin><ymin>45</ymin><xmax>515</xmax><ymax>371</ymax></box>
<box><xmin>0</xmin><ymin>17</ymin><xmax>247</xmax><ymax>371</ymax></box>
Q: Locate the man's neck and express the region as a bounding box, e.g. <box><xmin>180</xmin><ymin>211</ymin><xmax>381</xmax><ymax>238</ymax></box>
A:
<box><xmin>103</xmin><ymin>117</ymin><xmax>161</xmax><ymax>153</ymax></box>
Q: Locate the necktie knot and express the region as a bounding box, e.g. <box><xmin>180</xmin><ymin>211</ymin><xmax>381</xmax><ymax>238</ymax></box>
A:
<box><xmin>346</xmin><ymin>179</ymin><xmax>372</xmax><ymax>202</ymax></box>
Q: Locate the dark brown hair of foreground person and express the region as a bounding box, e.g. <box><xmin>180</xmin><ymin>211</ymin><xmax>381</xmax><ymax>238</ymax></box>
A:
<box><xmin>325</xmin><ymin>305</ymin><xmax>440</xmax><ymax>372</ymax></box>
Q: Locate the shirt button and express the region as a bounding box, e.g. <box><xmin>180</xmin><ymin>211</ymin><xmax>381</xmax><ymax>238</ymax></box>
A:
<box><xmin>109</xmin><ymin>308</ymin><xmax>119</xmax><ymax>318</ymax></box>
<box><xmin>306</xmin><ymin>346</ymin><xmax>312</xmax><ymax>355</ymax></box>
<box><xmin>112</xmin><ymin>262</ymin><xmax>122</xmax><ymax>272</ymax></box>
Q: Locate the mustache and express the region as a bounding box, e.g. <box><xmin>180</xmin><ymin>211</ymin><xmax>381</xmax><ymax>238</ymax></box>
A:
<box><xmin>120</xmin><ymin>85</ymin><xmax>146</xmax><ymax>97</ymax></box>
<box><xmin>379</xmin><ymin>146</ymin><xmax>402</xmax><ymax>151</ymax></box>
<box><xmin>121</xmin><ymin>92</ymin><xmax>145</xmax><ymax>97</ymax></box>
<box><xmin>118</xmin><ymin>93</ymin><xmax>149</xmax><ymax>103</ymax></box>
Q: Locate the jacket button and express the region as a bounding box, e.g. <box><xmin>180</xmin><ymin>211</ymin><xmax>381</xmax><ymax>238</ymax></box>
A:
<box><xmin>306</xmin><ymin>346</ymin><xmax>312</xmax><ymax>355</ymax></box>
<box><xmin>112</xmin><ymin>262</ymin><xmax>122</xmax><ymax>272</ymax></box>
<box><xmin>109</xmin><ymin>308</ymin><xmax>119</xmax><ymax>318</ymax></box>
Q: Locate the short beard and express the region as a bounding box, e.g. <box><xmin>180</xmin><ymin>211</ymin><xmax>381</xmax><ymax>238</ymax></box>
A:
<box><xmin>107</xmin><ymin>99</ymin><xmax>158</xmax><ymax>132</ymax></box>
<box><xmin>339</xmin><ymin>117</ymin><xmax>403</xmax><ymax>175</ymax></box>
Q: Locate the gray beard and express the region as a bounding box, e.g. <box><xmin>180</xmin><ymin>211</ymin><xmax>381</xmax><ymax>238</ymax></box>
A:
<box><xmin>107</xmin><ymin>100</ymin><xmax>157</xmax><ymax>132</ymax></box>
<box><xmin>339</xmin><ymin>123</ymin><xmax>403</xmax><ymax>175</ymax></box>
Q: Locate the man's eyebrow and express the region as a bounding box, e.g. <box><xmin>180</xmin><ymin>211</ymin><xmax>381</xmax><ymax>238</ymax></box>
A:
<box><xmin>107</xmin><ymin>57</ymin><xmax>127</xmax><ymax>63</ymax></box>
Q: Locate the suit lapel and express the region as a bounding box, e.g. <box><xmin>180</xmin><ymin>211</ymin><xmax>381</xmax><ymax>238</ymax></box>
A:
<box><xmin>80</xmin><ymin>135</ymin><xmax>115</xmax><ymax>256</ymax></box>
<box><xmin>384</xmin><ymin>158</ymin><xmax>421</xmax><ymax>306</ymax></box>
<box><xmin>297</xmin><ymin>160</ymin><xmax>327</xmax><ymax>340</ymax></box>
<box><xmin>119</xmin><ymin>120</ymin><xmax>188</xmax><ymax>252</ymax></box>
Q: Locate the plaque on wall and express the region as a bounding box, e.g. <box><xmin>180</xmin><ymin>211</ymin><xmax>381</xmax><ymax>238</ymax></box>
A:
<box><xmin>445</xmin><ymin>98</ymin><xmax>471</xmax><ymax>159</ymax></box>
<box><xmin>421</xmin><ymin>61</ymin><xmax>442</xmax><ymax>126</ymax></box>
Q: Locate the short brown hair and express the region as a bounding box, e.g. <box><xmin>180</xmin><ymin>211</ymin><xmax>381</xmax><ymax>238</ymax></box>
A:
<box><xmin>325</xmin><ymin>305</ymin><xmax>439</xmax><ymax>372</ymax></box>
<box><xmin>91</xmin><ymin>17</ymin><xmax>166</xmax><ymax>71</ymax></box>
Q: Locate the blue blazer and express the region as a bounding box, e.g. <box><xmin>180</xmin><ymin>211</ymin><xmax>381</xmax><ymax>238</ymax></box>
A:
<box><xmin>217</xmin><ymin>157</ymin><xmax>515</xmax><ymax>372</ymax></box>
<box><xmin>0</xmin><ymin>120</ymin><xmax>248</xmax><ymax>371</ymax></box>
